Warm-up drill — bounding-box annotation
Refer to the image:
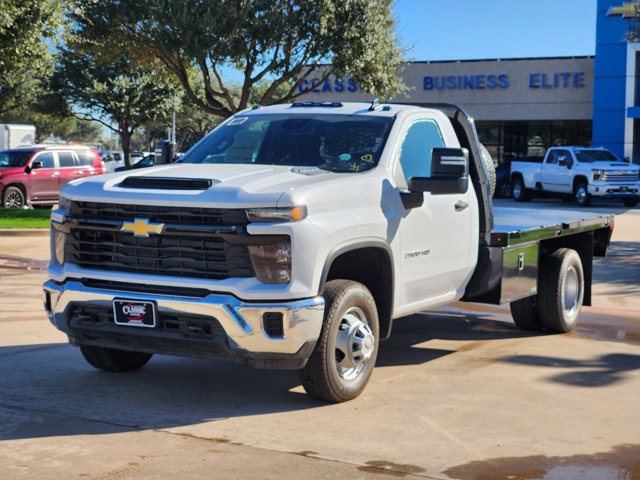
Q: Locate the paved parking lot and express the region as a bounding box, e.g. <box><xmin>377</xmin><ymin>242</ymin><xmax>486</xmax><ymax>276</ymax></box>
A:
<box><xmin>0</xmin><ymin>199</ymin><xmax>638</xmax><ymax>479</ymax></box>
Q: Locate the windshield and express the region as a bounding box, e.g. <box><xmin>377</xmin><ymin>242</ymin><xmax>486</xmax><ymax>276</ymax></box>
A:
<box><xmin>0</xmin><ymin>151</ymin><xmax>33</xmax><ymax>167</ymax></box>
<box><xmin>179</xmin><ymin>113</ymin><xmax>394</xmax><ymax>173</ymax></box>
<box><xmin>575</xmin><ymin>150</ymin><xmax>619</xmax><ymax>163</ymax></box>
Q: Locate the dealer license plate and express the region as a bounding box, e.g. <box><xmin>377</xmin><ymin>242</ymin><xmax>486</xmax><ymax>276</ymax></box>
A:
<box><xmin>113</xmin><ymin>299</ymin><xmax>157</xmax><ymax>328</ymax></box>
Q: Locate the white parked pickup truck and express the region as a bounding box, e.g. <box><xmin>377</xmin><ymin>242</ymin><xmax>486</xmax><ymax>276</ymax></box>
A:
<box><xmin>510</xmin><ymin>146</ymin><xmax>640</xmax><ymax>207</ymax></box>
<box><xmin>44</xmin><ymin>102</ymin><xmax>614</xmax><ymax>402</ymax></box>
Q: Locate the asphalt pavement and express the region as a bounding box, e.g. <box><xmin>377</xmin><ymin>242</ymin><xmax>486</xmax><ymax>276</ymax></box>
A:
<box><xmin>0</xmin><ymin>199</ymin><xmax>638</xmax><ymax>479</ymax></box>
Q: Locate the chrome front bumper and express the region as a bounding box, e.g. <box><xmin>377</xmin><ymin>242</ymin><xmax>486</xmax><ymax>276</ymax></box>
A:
<box><xmin>43</xmin><ymin>280</ymin><xmax>324</xmax><ymax>368</ymax></box>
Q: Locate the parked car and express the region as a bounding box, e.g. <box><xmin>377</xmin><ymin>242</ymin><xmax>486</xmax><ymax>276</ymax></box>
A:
<box><xmin>114</xmin><ymin>154</ymin><xmax>156</xmax><ymax>172</ymax></box>
<box><xmin>0</xmin><ymin>145</ymin><xmax>104</xmax><ymax>208</ymax></box>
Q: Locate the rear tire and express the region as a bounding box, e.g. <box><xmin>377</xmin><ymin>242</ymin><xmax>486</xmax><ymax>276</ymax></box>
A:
<box><xmin>510</xmin><ymin>296</ymin><xmax>544</xmax><ymax>331</ymax></box>
<box><xmin>298</xmin><ymin>280</ymin><xmax>379</xmax><ymax>403</ymax></box>
<box><xmin>512</xmin><ymin>177</ymin><xmax>530</xmax><ymax>202</ymax></box>
<box><xmin>623</xmin><ymin>197</ymin><xmax>638</xmax><ymax>207</ymax></box>
<box><xmin>2</xmin><ymin>186</ymin><xmax>26</xmax><ymax>209</ymax></box>
<box><xmin>79</xmin><ymin>345</ymin><xmax>153</xmax><ymax>372</ymax></box>
<box><xmin>537</xmin><ymin>248</ymin><xmax>584</xmax><ymax>333</ymax></box>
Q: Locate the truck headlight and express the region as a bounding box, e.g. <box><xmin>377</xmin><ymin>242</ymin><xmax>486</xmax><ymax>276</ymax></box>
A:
<box><xmin>58</xmin><ymin>195</ymin><xmax>71</xmax><ymax>211</ymax></box>
<box><xmin>248</xmin><ymin>241</ymin><xmax>291</xmax><ymax>284</ymax></box>
<box><xmin>593</xmin><ymin>169</ymin><xmax>604</xmax><ymax>180</ymax></box>
<box><xmin>246</xmin><ymin>206</ymin><xmax>306</xmax><ymax>222</ymax></box>
<box><xmin>51</xmin><ymin>222</ymin><xmax>66</xmax><ymax>265</ymax></box>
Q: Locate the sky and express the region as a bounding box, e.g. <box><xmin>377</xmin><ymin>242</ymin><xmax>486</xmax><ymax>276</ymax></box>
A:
<box><xmin>393</xmin><ymin>0</ymin><xmax>598</xmax><ymax>61</ymax></box>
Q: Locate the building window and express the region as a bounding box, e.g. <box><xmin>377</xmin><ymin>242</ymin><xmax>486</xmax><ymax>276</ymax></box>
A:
<box><xmin>476</xmin><ymin>121</ymin><xmax>592</xmax><ymax>165</ymax></box>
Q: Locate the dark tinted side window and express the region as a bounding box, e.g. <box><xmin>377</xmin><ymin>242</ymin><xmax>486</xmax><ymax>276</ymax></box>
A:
<box><xmin>58</xmin><ymin>151</ymin><xmax>78</xmax><ymax>167</ymax></box>
<box><xmin>35</xmin><ymin>152</ymin><xmax>55</xmax><ymax>168</ymax></box>
<box><xmin>77</xmin><ymin>151</ymin><xmax>96</xmax><ymax>166</ymax></box>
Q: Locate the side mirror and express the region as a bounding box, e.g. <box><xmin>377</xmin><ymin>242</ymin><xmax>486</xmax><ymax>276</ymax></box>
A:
<box><xmin>557</xmin><ymin>156</ymin><xmax>567</xmax><ymax>166</ymax></box>
<box><xmin>31</xmin><ymin>161</ymin><xmax>43</xmax><ymax>170</ymax></box>
<box><xmin>408</xmin><ymin>147</ymin><xmax>469</xmax><ymax>195</ymax></box>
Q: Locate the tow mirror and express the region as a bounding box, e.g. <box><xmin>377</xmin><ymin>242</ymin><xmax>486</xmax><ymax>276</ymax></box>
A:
<box><xmin>408</xmin><ymin>147</ymin><xmax>469</xmax><ymax>195</ymax></box>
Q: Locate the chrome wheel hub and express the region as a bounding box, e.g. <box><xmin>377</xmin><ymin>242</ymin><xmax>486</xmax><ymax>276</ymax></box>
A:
<box><xmin>563</xmin><ymin>266</ymin><xmax>580</xmax><ymax>316</ymax></box>
<box><xmin>334</xmin><ymin>307</ymin><xmax>375</xmax><ymax>381</ymax></box>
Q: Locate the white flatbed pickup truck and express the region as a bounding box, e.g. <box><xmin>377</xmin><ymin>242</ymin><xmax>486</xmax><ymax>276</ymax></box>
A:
<box><xmin>43</xmin><ymin>102</ymin><xmax>614</xmax><ymax>402</ymax></box>
<box><xmin>510</xmin><ymin>146</ymin><xmax>640</xmax><ymax>207</ymax></box>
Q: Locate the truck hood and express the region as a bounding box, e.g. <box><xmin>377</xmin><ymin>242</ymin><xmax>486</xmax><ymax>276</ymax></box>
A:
<box><xmin>61</xmin><ymin>163</ymin><xmax>359</xmax><ymax>208</ymax></box>
<box><xmin>590</xmin><ymin>162</ymin><xmax>640</xmax><ymax>170</ymax></box>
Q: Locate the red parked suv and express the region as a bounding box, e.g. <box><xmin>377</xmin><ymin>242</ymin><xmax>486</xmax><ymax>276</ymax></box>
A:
<box><xmin>0</xmin><ymin>145</ymin><xmax>104</xmax><ymax>208</ymax></box>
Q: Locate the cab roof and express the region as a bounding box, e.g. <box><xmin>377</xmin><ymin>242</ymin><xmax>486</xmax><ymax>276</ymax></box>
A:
<box><xmin>242</xmin><ymin>101</ymin><xmax>430</xmax><ymax>118</ymax></box>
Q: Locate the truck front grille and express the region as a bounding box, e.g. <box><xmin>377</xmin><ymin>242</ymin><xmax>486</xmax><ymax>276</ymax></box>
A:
<box><xmin>602</xmin><ymin>171</ymin><xmax>640</xmax><ymax>183</ymax></box>
<box><xmin>70</xmin><ymin>201</ymin><xmax>248</xmax><ymax>226</ymax></box>
<box><xmin>65</xmin><ymin>201</ymin><xmax>255</xmax><ymax>280</ymax></box>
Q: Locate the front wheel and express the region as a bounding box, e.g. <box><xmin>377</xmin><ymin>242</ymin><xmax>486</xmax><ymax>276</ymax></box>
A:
<box><xmin>511</xmin><ymin>177</ymin><xmax>530</xmax><ymax>202</ymax></box>
<box><xmin>79</xmin><ymin>345</ymin><xmax>153</xmax><ymax>372</ymax></box>
<box><xmin>2</xmin><ymin>186</ymin><xmax>26</xmax><ymax>209</ymax></box>
<box><xmin>298</xmin><ymin>280</ymin><xmax>379</xmax><ymax>403</ymax></box>
<box><xmin>574</xmin><ymin>183</ymin><xmax>591</xmax><ymax>207</ymax></box>
<box><xmin>623</xmin><ymin>197</ymin><xmax>639</xmax><ymax>208</ymax></box>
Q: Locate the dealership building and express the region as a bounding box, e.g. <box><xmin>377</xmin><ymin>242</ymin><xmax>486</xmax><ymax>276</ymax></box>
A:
<box><xmin>299</xmin><ymin>0</ymin><xmax>639</xmax><ymax>165</ymax></box>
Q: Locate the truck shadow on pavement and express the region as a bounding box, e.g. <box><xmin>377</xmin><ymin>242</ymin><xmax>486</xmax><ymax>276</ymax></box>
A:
<box><xmin>377</xmin><ymin>306</ymin><xmax>534</xmax><ymax>367</ymax></box>
<box><xmin>2</xmin><ymin>306</ymin><xmax>636</xmax><ymax>441</ymax></box>
<box><xmin>502</xmin><ymin>353</ymin><xmax>640</xmax><ymax>388</ymax></box>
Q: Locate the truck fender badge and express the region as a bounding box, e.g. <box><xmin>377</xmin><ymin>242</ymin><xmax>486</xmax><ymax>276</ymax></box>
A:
<box><xmin>120</xmin><ymin>218</ymin><xmax>165</xmax><ymax>237</ymax></box>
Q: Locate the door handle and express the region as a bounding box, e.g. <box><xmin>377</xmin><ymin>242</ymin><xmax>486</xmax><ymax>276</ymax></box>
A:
<box><xmin>454</xmin><ymin>200</ymin><xmax>469</xmax><ymax>211</ymax></box>
<box><xmin>51</xmin><ymin>172</ymin><xmax>60</xmax><ymax>177</ymax></box>
<box><xmin>74</xmin><ymin>171</ymin><xmax>85</xmax><ymax>175</ymax></box>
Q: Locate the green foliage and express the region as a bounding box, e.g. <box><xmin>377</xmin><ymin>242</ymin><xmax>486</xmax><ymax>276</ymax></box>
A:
<box><xmin>69</xmin><ymin>0</ymin><xmax>406</xmax><ymax>118</ymax></box>
<box><xmin>0</xmin><ymin>0</ymin><xmax>64</xmax><ymax>115</ymax></box>
<box><xmin>54</xmin><ymin>35</ymin><xmax>177</xmax><ymax>165</ymax></box>
<box><xmin>0</xmin><ymin>208</ymin><xmax>51</xmax><ymax>229</ymax></box>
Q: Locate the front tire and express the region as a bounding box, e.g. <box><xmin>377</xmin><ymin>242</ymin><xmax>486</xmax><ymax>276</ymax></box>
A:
<box><xmin>512</xmin><ymin>177</ymin><xmax>530</xmax><ymax>202</ymax></box>
<box><xmin>79</xmin><ymin>345</ymin><xmax>153</xmax><ymax>372</ymax></box>
<box><xmin>574</xmin><ymin>183</ymin><xmax>591</xmax><ymax>207</ymax></box>
<box><xmin>298</xmin><ymin>280</ymin><xmax>379</xmax><ymax>403</ymax></box>
<box><xmin>2</xmin><ymin>186</ymin><xmax>26</xmax><ymax>209</ymax></box>
<box><xmin>537</xmin><ymin>248</ymin><xmax>584</xmax><ymax>333</ymax></box>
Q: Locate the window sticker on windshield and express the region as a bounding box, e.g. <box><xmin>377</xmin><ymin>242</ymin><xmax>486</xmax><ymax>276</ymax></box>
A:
<box><xmin>350</xmin><ymin>163</ymin><xmax>361</xmax><ymax>173</ymax></box>
<box><xmin>227</xmin><ymin>117</ymin><xmax>248</xmax><ymax>126</ymax></box>
<box><xmin>360</xmin><ymin>154</ymin><xmax>373</xmax><ymax>163</ymax></box>
<box><xmin>338</xmin><ymin>153</ymin><xmax>351</xmax><ymax>161</ymax></box>
<box><xmin>372</xmin><ymin>137</ymin><xmax>383</xmax><ymax>152</ymax></box>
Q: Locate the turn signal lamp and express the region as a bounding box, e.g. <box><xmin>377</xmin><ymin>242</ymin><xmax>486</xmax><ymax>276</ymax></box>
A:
<box><xmin>246</xmin><ymin>206</ymin><xmax>306</xmax><ymax>222</ymax></box>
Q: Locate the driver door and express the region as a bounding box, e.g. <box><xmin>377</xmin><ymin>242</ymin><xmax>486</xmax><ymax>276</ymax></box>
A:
<box><xmin>395</xmin><ymin>117</ymin><xmax>475</xmax><ymax>310</ymax></box>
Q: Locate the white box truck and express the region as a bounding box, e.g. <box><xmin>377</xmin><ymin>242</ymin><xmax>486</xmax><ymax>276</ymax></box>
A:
<box><xmin>0</xmin><ymin>124</ymin><xmax>36</xmax><ymax>150</ymax></box>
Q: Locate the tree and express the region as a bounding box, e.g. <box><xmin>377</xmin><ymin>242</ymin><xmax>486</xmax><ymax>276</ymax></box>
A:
<box><xmin>54</xmin><ymin>47</ymin><xmax>177</xmax><ymax>166</ymax></box>
<box><xmin>0</xmin><ymin>0</ymin><xmax>64</xmax><ymax>116</ymax></box>
<box><xmin>69</xmin><ymin>0</ymin><xmax>406</xmax><ymax>118</ymax></box>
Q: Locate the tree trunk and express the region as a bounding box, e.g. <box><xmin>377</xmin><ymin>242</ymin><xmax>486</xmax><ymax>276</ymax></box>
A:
<box><xmin>120</xmin><ymin>127</ymin><xmax>133</xmax><ymax>169</ymax></box>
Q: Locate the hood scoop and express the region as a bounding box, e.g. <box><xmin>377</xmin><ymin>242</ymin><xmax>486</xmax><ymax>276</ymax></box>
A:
<box><xmin>118</xmin><ymin>176</ymin><xmax>216</xmax><ymax>190</ymax></box>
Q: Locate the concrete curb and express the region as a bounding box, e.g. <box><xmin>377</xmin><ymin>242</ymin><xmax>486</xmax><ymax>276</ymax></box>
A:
<box><xmin>0</xmin><ymin>229</ymin><xmax>49</xmax><ymax>237</ymax></box>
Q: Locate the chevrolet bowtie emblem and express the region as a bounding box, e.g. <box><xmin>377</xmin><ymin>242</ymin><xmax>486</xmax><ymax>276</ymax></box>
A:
<box><xmin>120</xmin><ymin>218</ymin><xmax>165</xmax><ymax>237</ymax></box>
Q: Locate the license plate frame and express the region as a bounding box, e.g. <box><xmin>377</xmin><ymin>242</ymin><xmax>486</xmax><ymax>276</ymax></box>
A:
<box><xmin>113</xmin><ymin>299</ymin><xmax>157</xmax><ymax>328</ymax></box>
